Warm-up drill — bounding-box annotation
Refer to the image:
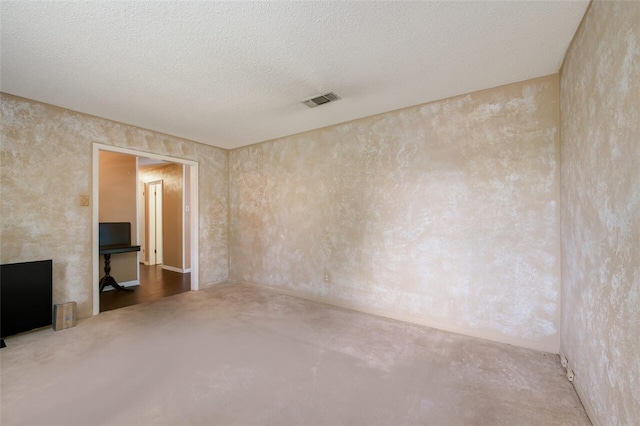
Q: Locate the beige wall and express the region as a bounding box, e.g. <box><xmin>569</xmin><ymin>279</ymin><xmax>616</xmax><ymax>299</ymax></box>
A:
<box><xmin>99</xmin><ymin>151</ymin><xmax>138</xmax><ymax>283</ymax></box>
<box><xmin>230</xmin><ymin>75</ymin><xmax>561</xmax><ymax>352</ymax></box>
<box><xmin>0</xmin><ymin>93</ymin><xmax>229</xmax><ymax>318</ymax></box>
<box><xmin>139</xmin><ymin>163</ymin><xmax>184</xmax><ymax>269</ymax></box>
<box><xmin>560</xmin><ymin>2</ymin><xmax>640</xmax><ymax>425</ymax></box>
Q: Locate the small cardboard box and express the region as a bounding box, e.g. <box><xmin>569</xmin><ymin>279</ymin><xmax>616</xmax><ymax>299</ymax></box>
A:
<box><xmin>53</xmin><ymin>302</ymin><xmax>77</xmax><ymax>331</ymax></box>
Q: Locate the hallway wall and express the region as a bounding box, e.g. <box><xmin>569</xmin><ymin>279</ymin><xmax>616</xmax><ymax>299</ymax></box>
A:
<box><xmin>99</xmin><ymin>150</ymin><xmax>138</xmax><ymax>283</ymax></box>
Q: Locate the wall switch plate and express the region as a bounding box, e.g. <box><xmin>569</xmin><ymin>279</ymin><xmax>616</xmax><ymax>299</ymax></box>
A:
<box><xmin>79</xmin><ymin>195</ymin><xmax>90</xmax><ymax>206</ymax></box>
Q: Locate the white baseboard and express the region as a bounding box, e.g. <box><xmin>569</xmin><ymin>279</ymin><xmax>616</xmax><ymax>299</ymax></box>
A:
<box><xmin>559</xmin><ymin>352</ymin><xmax>598</xmax><ymax>426</ymax></box>
<box><xmin>102</xmin><ymin>280</ymin><xmax>139</xmax><ymax>292</ymax></box>
<box><xmin>572</xmin><ymin>372</ymin><xmax>599</xmax><ymax>426</ymax></box>
<box><xmin>229</xmin><ymin>279</ymin><xmax>559</xmax><ymax>354</ymax></box>
<box><xmin>162</xmin><ymin>265</ymin><xmax>188</xmax><ymax>273</ymax></box>
<box><xmin>199</xmin><ymin>279</ymin><xmax>232</xmax><ymax>289</ymax></box>
<box><xmin>139</xmin><ymin>263</ymin><xmax>189</xmax><ymax>273</ymax></box>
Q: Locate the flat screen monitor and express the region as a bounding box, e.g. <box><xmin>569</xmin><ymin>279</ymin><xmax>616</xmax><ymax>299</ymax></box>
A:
<box><xmin>0</xmin><ymin>259</ymin><xmax>53</xmax><ymax>339</ymax></box>
<box><xmin>99</xmin><ymin>222</ymin><xmax>131</xmax><ymax>247</ymax></box>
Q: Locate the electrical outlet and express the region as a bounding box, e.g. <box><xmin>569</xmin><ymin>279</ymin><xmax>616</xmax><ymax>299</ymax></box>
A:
<box><xmin>566</xmin><ymin>368</ymin><xmax>574</xmax><ymax>382</ymax></box>
<box><xmin>79</xmin><ymin>195</ymin><xmax>90</xmax><ymax>206</ymax></box>
<box><xmin>324</xmin><ymin>274</ymin><xmax>330</xmax><ymax>283</ymax></box>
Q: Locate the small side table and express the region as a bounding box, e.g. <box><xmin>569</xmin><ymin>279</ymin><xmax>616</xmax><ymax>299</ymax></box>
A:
<box><xmin>99</xmin><ymin>245</ymin><xmax>141</xmax><ymax>292</ymax></box>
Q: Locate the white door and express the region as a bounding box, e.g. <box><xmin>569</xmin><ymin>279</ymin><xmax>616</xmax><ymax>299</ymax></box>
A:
<box><xmin>138</xmin><ymin>182</ymin><xmax>146</xmax><ymax>263</ymax></box>
<box><xmin>147</xmin><ymin>180</ymin><xmax>163</xmax><ymax>265</ymax></box>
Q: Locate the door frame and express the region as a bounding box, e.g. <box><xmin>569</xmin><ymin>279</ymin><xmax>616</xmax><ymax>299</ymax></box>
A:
<box><xmin>137</xmin><ymin>182</ymin><xmax>146</xmax><ymax>264</ymax></box>
<box><xmin>92</xmin><ymin>143</ymin><xmax>199</xmax><ymax>316</ymax></box>
<box><xmin>146</xmin><ymin>180</ymin><xmax>164</xmax><ymax>266</ymax></box>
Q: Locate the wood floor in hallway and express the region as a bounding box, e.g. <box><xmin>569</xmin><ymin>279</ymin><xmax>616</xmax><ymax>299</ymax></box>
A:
<box><xmin>100</xmin><ymin>264</ymin><xmax>190</xmax><ymax>312</ymax></box>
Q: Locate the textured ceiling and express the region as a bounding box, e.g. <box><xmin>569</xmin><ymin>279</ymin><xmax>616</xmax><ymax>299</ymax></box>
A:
<box><xmin>0</xmin><ymin>1</ymin><xmax>588</xmax><ymax>150</ymax></box>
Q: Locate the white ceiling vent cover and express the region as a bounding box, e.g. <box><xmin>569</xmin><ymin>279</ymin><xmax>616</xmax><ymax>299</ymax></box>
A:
<box><xmin>302</xmin><ymin>92</ymin><xmax>341</xmax><ymax>108</ymax></box>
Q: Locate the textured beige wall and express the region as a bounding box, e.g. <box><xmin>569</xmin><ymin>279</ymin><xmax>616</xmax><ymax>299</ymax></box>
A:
<box><xmin>139</xmin><ymin>163</ymin><xmax>184</xmax><ymax>269</ymax></box>
<box><xmin>560</xmin><ymin>2</ymin><xmax>640</xmax><ymax>425</ymax></box>
<box><xmin>0</xmin><ymin>94</ymin><xmax>229</xmax><ymax>318</ymax></box>
<box><xmin>99</xmin><ymin>151</ymin><xmax>138</xmax><ymax>283</ymax></box>
<box><xmin>230</xmin><ymin>75</ymin><xmax>561</xmax><ymax>352</ymax></box>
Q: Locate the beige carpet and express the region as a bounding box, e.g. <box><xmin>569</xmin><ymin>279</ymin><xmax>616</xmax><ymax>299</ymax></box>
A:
<box><xmin>1</xmin><ymin>283</ymin><xmax>590</xmax><ymax>425</ymax></box>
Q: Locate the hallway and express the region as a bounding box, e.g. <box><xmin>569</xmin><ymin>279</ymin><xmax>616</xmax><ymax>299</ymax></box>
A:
<box><xmin>100</xmin><ymin>264</ymin><xmax>190</xmax><ymax>312</ymax></box>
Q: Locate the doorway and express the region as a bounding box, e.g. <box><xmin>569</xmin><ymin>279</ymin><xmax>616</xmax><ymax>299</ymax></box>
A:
<box><xmin>92</xmin><ymin>144</ymin><xmax>199</xmax><ymax>316</ymax></box>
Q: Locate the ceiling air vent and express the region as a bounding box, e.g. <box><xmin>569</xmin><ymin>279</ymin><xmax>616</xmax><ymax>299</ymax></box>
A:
<box><xmin>301</xmin><ymin>92</ymin><xmax>341</xmax><ymax>108</ymax></box>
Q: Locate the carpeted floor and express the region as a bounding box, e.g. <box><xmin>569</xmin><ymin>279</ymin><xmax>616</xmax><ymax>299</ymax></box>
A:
<box><xmin>1</xmin><ymin>283</ymin><xmax>590</xmax><ymax>425</ymax></box>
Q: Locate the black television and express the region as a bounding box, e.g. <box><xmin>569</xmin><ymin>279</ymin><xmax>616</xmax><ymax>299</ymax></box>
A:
<box><xmin>0</xmin><ymin>259</ymin><xmax>53</xmax><ymax>346</ymax></box>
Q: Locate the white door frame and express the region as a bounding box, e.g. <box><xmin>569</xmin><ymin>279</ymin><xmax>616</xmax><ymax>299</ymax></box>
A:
<box><xmin>181</xmin><ymin>164</ymin><xmax>190</xmax><ymax>272</ymax></box>
<box><xmin>92</xmin><ymin>143</ymin><xmax>200</xmax><ymax>316</ymax></box>
<box><xmin>138</xmin><ymin>182</ymin><xmax>146</xmax><ymax>264</ymax></box>
<box><xmin>147</xmin><ymin>180</ymin><xmax>163</xmax><ymax>265</ymax></box>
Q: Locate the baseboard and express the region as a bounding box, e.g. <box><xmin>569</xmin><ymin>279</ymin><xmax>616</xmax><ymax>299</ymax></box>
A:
<box><xmin>559</xmin><ymin>352</ymin><xmax>599</xmax><ymax>426</ymax></box>
<box><xmin>102</xmin><ymin>280</ymin><xmax>139</xmax><ymax>292</ymax></box>
<box><xmin>139</xmin><ymin>276</ymin><xmax>224</xmax><ymax>292</ymax></box>
<box><xmin>199</xmin><ymin>279</ymin><xmax>232</xmax><ymax>289</ymax></box>
<box><xmin>229</xmin><ymin>279</ymin><xmax>559</xmax><ymax>354</ymax></box>
<box><xmin>161</xmin><ymin>265</ymin><xmax>188</xmax><ymax>273</ymax></box>
<box><xmin>573</xmin><ymin>376</ymin><xmax>599</xmax><ymax>426</ymax></box>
